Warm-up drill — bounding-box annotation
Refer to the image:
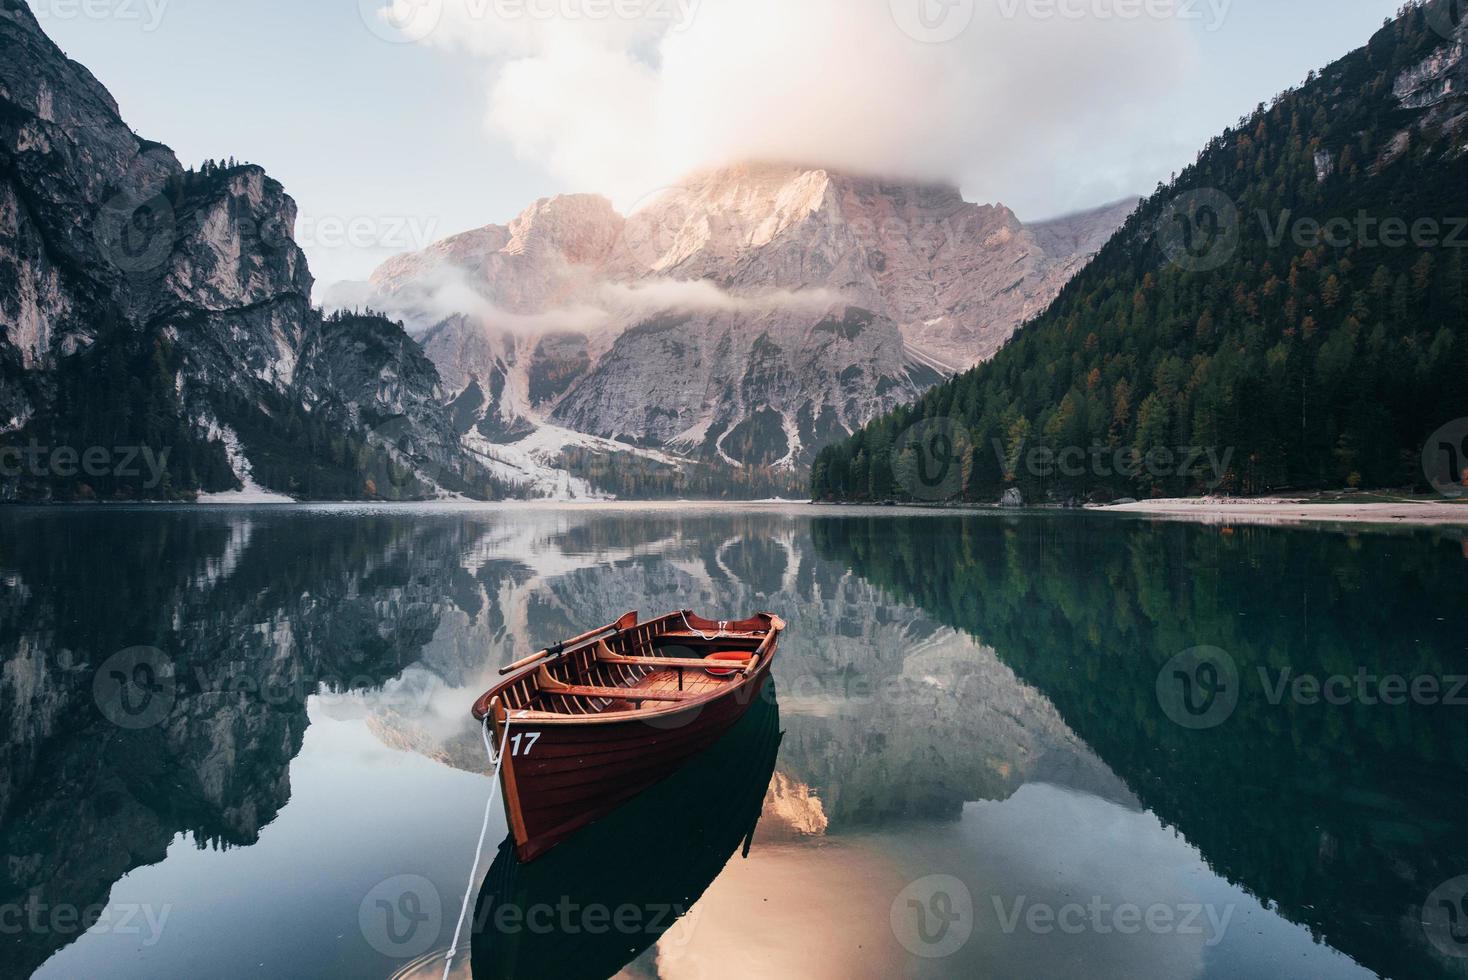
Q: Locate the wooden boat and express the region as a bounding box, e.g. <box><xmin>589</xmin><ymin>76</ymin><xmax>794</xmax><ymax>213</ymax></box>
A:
<box><xmin>471</xmin><ymin>683</ymin><xmax>783</xmax><ymax>979</ymax></box>
<box><xmin>471</xmin><ymin>610</ymin><xmax>785</xmax><ymax>862</ymax></box>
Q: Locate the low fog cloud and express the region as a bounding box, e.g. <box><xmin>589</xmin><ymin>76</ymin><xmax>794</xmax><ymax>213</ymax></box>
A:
<box><xmin>325</xmin><ymin>257</ymin><xmax>843</xmax><ymax>335</ymax></box>
<box><xmin>599</xmin><ymin>280</ymin><xmax>847</xmax><ymax>315</ymax></box>
<box><xmin>323</xmin><ymin>262</ymin><xmax>501</xmax><ymax>331</ymax></box>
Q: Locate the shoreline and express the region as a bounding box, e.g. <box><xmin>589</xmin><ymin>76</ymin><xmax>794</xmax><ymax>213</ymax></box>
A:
<box><xmin>1089</xmin><ymin>496</ymin><xmax>1468</xmax><ymax>527</ymax></box>
<box><xmin>4</xmin><ymin>495</ymin><xmax>1467</xmax><ymax>527</ymax></box>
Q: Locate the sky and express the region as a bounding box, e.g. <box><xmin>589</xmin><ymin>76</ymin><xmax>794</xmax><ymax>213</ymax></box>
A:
<box><xmin>31</xmin><ymin>0</ymin><xmax>1405</xmax><ymax>293</ymax></box>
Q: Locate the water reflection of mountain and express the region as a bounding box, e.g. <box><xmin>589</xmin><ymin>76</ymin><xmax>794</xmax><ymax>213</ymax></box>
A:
<box><xmin>12</xmin><ymin>507</ymin><xmax>1444</xmax><ymax>977</ymax></box>
<box><xmin>0</xmin><ymin>510</ymin><xmax>467</xmax><ymax>977</ymax></box>
<box><xmin>811</xmin><ymin>514</ymin><xmax>1468</xmax><ymax>980</ymax></box>
<box><xmin>5</xmin><ymin>508</ymin><xmax>1083</xmax><ymax>976</ymax></box>
<box><xmin>357</xmin><ymin>511</ymin><xmax>1133</xmax><ymax>828</ymax></box>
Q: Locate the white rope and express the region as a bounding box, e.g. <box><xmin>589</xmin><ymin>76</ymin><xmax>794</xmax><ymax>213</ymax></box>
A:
<box><xmin>442</xmin><ymin>714</ymin><xmax>510</xmax><ymax>980</ymax></box>
<box><xmin>680</xmin><ymin>610</ymin><xmax>728</xmax><ymax>642</ymax></box>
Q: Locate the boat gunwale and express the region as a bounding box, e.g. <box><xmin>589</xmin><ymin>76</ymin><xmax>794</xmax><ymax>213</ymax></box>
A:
<box><xmin>472</xmin><ymin>610</ymin><xmax>784</xmax><ymax>728</ymax></box>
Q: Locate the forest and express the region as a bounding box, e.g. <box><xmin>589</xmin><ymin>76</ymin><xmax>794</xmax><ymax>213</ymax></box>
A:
<box><xmin>813</xmin><ymin>1</ymin><xmax>1468</xmax><ymax>503</ymax></box>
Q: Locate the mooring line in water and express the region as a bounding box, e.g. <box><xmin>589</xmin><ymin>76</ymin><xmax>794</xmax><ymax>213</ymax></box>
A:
<box><xmin>442</xmin><ymin>713</ymin><xmax>510</xmax><ymax>980</ymax></box>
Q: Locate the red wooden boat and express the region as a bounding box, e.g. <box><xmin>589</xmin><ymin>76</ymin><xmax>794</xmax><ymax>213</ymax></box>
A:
<box><xmin>471</xmin><ymin>610</ymin><xmax>785</xmax><ymax>862</ymax></box>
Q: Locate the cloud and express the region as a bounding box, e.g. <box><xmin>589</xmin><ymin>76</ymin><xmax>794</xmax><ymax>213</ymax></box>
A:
<box><xmin>599</xmin><ymin>279</ymin><xmax>847</xmax><ymax>315</ymax></box>
<box><xmin>400</xmin><ymin>0</ymin><xmax>1201</xmax><ymax>213</ymax></box>
<box><xmin>322</xmin><ymin>261</ymin><xmax>497</xmax><ymax>330</ymax></box>
<box><xmin>325</xmin><ymin>260</ymin><xmax>604</xmax><ymax>333</ymax></box>
<box><xmin>328</xmin><ymin>259</ymin><xmax>848</xmax><ymax>336</ymax></box>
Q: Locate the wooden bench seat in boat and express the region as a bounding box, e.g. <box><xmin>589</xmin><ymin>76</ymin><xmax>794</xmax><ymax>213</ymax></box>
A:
<box><xmin>547</xmin><ymin>683</ymin><xmax>703</xmax><ymax>703</ymax></box>
<box><xmin>535</xmin><ymin>665</ymin><xmax>705</xmax><ymax>703</ymax></box>
<box><xmin>593</xmin><ymin>649</ymin><xmax>755</xmax><ymax>671</ymax></box>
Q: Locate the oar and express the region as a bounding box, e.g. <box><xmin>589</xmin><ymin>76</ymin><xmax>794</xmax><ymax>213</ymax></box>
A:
<box><xmin>498</xmin><ymin>621</ymin><xmax>624</xmax><ymax>676</ymax></box>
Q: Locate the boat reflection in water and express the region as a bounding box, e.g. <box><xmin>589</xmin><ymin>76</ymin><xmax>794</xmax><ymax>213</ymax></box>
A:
<box><xmin>470</xmin><ymin>683</ymin><xmax>783</xmax><ymax>980</ymax></box>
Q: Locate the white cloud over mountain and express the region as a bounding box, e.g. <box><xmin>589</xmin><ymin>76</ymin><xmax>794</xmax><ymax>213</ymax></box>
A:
<box><xmin>392</xmin><ymin>0</ymin><xmax>1200</xmax><ymax>216</ymax></box>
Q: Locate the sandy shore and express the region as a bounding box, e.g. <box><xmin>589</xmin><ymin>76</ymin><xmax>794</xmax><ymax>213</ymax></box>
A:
<box><xmin>1089</xmin><ymin>496</ymin><xmax>1468</xmax><ymax>526</ymax></box>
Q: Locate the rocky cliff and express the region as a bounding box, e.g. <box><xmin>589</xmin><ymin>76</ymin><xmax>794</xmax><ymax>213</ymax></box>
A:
<box><xmin>0</xmin><ymin>1</ymin><xmax>496</xmax><ymax>501</ymax></box>
<box><xmin>344</xmin><ymin>164</ymin><xmax>1134</xmax><ymax>492</ymax></box>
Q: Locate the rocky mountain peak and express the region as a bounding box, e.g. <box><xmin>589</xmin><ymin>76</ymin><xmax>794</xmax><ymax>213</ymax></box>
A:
<box><xmin>343</xmin><ymin>159</ymin><xmax>1134</xmax><ymax>493</ymax></box>
<box><xmin>503</xmin><ymin>192</ymin><xmax>624</xmax><ymax>264</ymax></box>
<box><xmin>623</xmin><ymin>162</ymin><xmax>979</xmax><ymax>276</ymax></box>
<box><xmin>626</xmin><ymin>163</ymin><xmax>836</xmax><ymax>270</ymax></box>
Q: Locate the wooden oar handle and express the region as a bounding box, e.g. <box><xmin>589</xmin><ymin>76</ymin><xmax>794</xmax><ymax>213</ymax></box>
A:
<box><xmin>500</xmin><ymin>646</ymin><xmax>559</xmax><ymax>676</ymax></box>
<box><xmin>497</xmin><ymin>620</ymin><xmax>623</xmax><ymax>675</ymax></box>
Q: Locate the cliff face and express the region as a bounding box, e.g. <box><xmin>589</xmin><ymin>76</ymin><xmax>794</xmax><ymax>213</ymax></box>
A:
<box><xmin>613</xmin><ymin>165</ymin><xmax>1133</xmax><ymax>373</ymax></box>
<box><xmin>0</xmin><ymin>1</ymin><xmax>495</xmax><ymax>500</ymax></box>
<box><xmin>347</xmin><ymin>164</ymin><xmax>1132</xmax><ymax>490</ymax></box>
<box><xmin>0</xmin><ymin>0</ymin><xmax>177</xmax><ymax>408</ymax></box>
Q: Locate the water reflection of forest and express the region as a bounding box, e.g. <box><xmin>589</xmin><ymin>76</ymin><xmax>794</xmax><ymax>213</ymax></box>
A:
<box><xmin>812</xmin><ymin>514</ymin><xmax>1468</xmax><ymax>980</ymax></box>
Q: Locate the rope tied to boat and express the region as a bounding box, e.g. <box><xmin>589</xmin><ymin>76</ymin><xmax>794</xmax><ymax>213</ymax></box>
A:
<box><xmin>441</xmin><ymin>712</ymin><xmax>510</xmax><ymax>980</ymax></box>
<box><xmin>681</xmin><ymin>610</ymin><xmax>729</xmax><ymax>641</ymax></box>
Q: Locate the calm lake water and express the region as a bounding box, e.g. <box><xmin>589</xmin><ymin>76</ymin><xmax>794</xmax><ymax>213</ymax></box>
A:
<box><xmin>1</xmin><ymin>505</ymin><xmax>1466</xmax><ymax>979</ymax></box>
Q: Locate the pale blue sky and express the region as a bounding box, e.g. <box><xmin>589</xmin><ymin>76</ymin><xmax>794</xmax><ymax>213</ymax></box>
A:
<box><xmin>31</xmin><ymin>0</ymin><xmax>1405</xmax><ymax>290</ymax></box>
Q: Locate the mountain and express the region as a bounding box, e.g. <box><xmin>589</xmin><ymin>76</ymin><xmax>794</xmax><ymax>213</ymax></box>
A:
<box><xmin>815</xmin><ymin>0</ymin><xmax>1468</xmax><ymax>504</ymax></box>
<box><xmin>344</xmin><ymin>163</ymin><xmax>1133</xmax><ymax>495</ymax></box>
<box><xmin>0</xmin><ymin>1</ymin><xmax>498</xmax><ymax>501</ymax></box>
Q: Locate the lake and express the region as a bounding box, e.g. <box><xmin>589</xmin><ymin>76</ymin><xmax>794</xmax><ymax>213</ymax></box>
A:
<box><xmin>1</xmin><ymin>505</ymin><xmax>1466</xmax><ymax>979</ymax></box>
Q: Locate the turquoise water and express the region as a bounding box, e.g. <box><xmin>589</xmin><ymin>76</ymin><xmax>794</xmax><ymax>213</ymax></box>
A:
<box><xmin>1</xmin><ymin>505</ymin><xmax>1465</xmax><ymax>979</ymax></box>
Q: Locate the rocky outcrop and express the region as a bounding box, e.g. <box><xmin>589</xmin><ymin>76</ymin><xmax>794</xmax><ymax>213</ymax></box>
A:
<box><xmin>1378</xmin><ymin>15</ymin><xmax>1468</xmax><ymax>170</ymax></box>
<box><xmin>0</xmin><ymin>0</ymin><xmax>175</xmax><ymax>377</ymax></box>
<box><xmin>1027</xmin><ymin>196</ymin><xmax>1144</xmax><ymax>279</ymax></box>
<box><xmin>1393</xmin><ymin>28</ymin><xmax>1465</xmax><ymax>110</ymax></box>
<box><xmin>294</xmin><ymin>312</ymin><xmax>494</xmax><ymax>497</ymax></box>
<box><xmin>346</xmin><ymin>163</ymin><xmax>1133</xmax><ymax>488</ymax></box>
<box><xmin>0</xmin><ymin>2</ymin><xmax>495</xmax><ymax>500</ymax></box>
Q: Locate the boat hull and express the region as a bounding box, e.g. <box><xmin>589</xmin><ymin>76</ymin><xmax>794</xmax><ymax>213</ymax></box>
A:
<box><xmin>500</xmin><ymin>666</ymin><xmax>774</xmax><ymax>862</ymax></box>
<box><xmin>472</xmin><ymin>685</ymin><xmax>783</xmax><ymax>979</ymax></box>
